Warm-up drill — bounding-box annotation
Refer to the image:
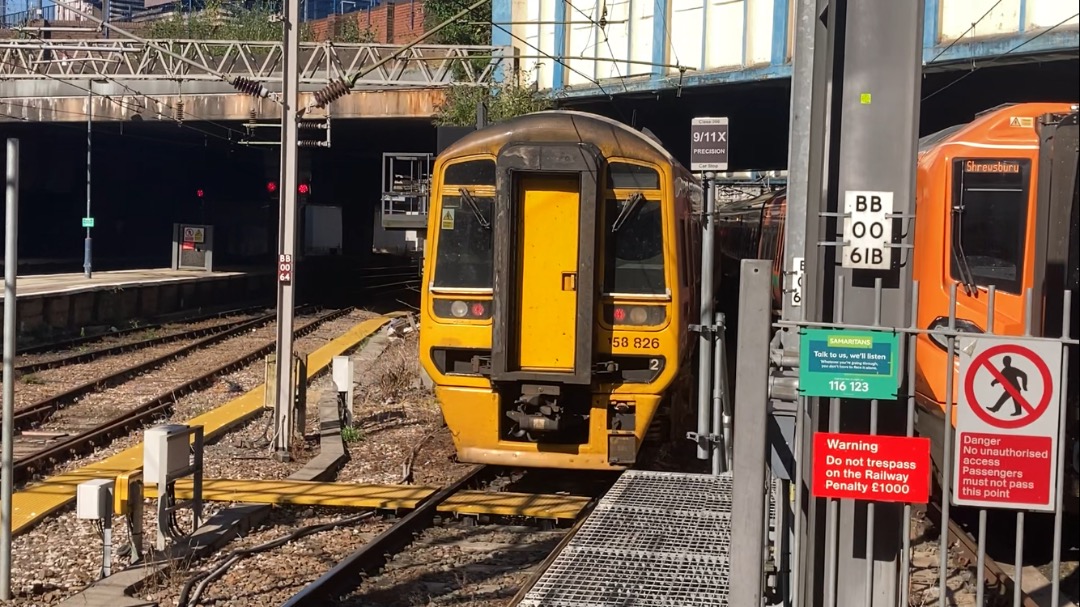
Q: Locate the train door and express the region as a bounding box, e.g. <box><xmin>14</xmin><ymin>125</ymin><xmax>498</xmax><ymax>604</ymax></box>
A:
<box><xmin>514</xmin><ymin>174</ymin><xmax>581</xmax><ymax>371</ymax></box>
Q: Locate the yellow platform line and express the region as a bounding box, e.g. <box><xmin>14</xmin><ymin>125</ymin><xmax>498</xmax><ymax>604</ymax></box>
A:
<box><xmin>145</xmin><ymin>478</ymin><xmax>439</xmax><ymax>510</ymax></box>
<box><xmin>438</xmin><ymin>491</ymin><xmax>593</xmax><ymax>520</ymax></box>
<box><xmin>11</xmin><ymin>314</ymin><xmax>393</xmax><ymax>536</ymax></box>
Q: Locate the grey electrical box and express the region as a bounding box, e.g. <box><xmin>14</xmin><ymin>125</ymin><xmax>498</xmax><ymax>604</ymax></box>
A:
<box><xmin>76</xmin><ymin>479</ymin><xmax>115</xmax><ymax>520</ymax></box>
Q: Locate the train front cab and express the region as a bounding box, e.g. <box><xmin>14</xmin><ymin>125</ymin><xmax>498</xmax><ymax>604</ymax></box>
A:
<box><xmin>419</xmin><ymin>115</ymin><xmax>696</xmax><ymax>471</ymax></box>
<box><xmin>912</xmin><ymin>103</ymin><xmax>1079</xmax><ymax>510</ymax></box>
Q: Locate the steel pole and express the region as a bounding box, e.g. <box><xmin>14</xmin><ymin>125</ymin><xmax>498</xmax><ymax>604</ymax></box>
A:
<box><xmin>1</xmin><ymin>138</ymin><xmax>21</xmax><ymax>600</ymax></box>
<box><xmin>274</xmin><ymin>0</ymin><xmax>301</xmax><ymax>461</ymax></box>
<box><xmin>696</xmin><ymin>175</ymin><xmax>716</xmax><ymax>460</ymax></box>
<box><xmin>84</xmin><ymin>85</ymin><xmax>92</xmax><ymax>279</ymax></box>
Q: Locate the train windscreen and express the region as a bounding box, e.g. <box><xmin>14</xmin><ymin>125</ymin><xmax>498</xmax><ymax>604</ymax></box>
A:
<box><xmin>603</xmin><ymin>163</ymin><xmax>666</xmax><ymax>295</ymax></box>
<box><xmin>431</xmin><ymin>159</ymin><xmax>496</xmax><ymax>290</ymax></box>
<box><xmin>949</xmin><ymin>158</ymin><xmax>1032</xmax><ymax>294</ymax></box>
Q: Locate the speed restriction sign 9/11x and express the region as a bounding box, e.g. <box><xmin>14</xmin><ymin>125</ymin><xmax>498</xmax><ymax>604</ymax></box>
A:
<box><xmin>690</xmin><ymin>117</ymin><xmax>729</xmax><ymax>172</ymax></box>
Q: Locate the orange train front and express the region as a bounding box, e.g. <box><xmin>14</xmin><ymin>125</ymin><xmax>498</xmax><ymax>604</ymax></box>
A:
<box><xmin>714</xmin><ymin>103</ymin><xmax>1079</xmax><ymax>512</ymax></box>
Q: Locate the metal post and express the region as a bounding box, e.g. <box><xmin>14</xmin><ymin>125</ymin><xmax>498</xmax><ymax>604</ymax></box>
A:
<box><xmin>713</xmin><ymin>312</ymin><xmax>730</xmax><ymax>473</ymax></box>
<box><xmin>274</xmin><ymin>0</ymin><xmax>301</xmax><ymax>462</ymax></box>
<box><xmin>730</xmin><ymin>259</ymin><xmax>772</xmax><ymax>606</ymax></box>
<box><xmin>824</xmin><ymin>0</ymin><xmax>924</xmax><ymax>603</ymax></box>
<box><xmin>84</xmin><ymin>85</ymin><xmax>93</xmax><ymax>279</ymax></box>
<box><xmin>696</xmin><ymin>175</ymin><xmax>716</xmax><ymax>460</ymax></box>
<box><xmin>1</xmin><ymin>138</ymin><xmax>20</xmax><ymax>600</ymax></box>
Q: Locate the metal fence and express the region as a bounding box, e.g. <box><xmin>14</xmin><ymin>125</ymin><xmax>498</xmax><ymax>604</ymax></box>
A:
<box><xmin>733</xmin><ymin>265</ymin><xmax>1078</xmax><ymax>606</ymax></box>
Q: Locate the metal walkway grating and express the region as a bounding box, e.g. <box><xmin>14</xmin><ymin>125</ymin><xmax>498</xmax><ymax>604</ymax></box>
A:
<box><xmin>520</xmin><ymin>469</ymin><xmax>778</xmax><ymax>607</ymax></box>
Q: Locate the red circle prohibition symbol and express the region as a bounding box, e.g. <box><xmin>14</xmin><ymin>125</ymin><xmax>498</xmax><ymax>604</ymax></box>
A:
<box><xmin>964</xmin><ymin>343</ymin><xmax>1053</xmax><ymax>429</ymax></box>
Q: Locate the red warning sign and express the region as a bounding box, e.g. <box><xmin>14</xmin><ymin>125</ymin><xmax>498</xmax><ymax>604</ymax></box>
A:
<box><xmin>953</xmin><ymin>337</ymin><xmax>1063</xmax><ymax>512</ymax></box>
<box><xmin>812</xmin><ymin>432</ymin><xmax>931</xmax><ymax>503</ymax></box>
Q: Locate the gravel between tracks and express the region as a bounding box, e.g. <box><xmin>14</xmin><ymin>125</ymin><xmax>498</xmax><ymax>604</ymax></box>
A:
<box><xmin>13</xmin><ymin>312</ymin><xmax>268</xmax><ymax>370</ymax></box>
<box><xmin>12</xmin><ymin>314</ymin><xmax>269</xmax><ymax>409</ymax></box>
<box><xmin>130</xmin><ymin>329</ymin><xmax>473</xmax><ymax>606</ymax></box>
<box><xmin>4</xmin><ymin>309</ymin><xmax>376</xmax><ymax>604</ymax></box>
<box><xmin>341</xmin><ymin>523</ymin><xmax>564</xmax><ymax>607</ymax></box>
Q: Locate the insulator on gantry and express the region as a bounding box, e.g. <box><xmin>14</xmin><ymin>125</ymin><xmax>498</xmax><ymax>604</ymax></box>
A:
<box><xmin>231</xmin><ymin>76</ymin><xmax>270</xmax><ymax>98</ymax></box>
<box><xmin>313</xmin><ymin>78</ymin><xmax>351</xmax><ymax>108</ymax></box>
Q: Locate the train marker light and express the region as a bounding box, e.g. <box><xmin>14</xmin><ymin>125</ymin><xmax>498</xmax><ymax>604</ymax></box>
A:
<box><xmin>266</xmin><ymin>181</ymin><xmax>278</xmax><ymax>193</ymax></box>
<box><xmin>450</xmin><ymin>300</ymin><xmax>468</xmax><ymax>318</ymax></box>
<box><xmin>196</xmin><ymin>189</ymin><xmax>204</xmax><ymax>198</ymax></box>
<box><xmin>470</xmin><ymin>302</ymin><xmax>485</xmax><ymax>317</ymax></box>
<box><xmin>298</xmin><ymin>183</ymin><xmax>310</xmax><ymax>194</ymax></box>
<box><xmin>613</xmin><ymin>307</ymin><xmax>626</xmax><ymax>323</ymax></box>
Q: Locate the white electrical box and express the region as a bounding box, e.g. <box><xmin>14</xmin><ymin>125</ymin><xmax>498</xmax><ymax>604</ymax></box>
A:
<box><xmin>144</xmin><ymin>424</ymin><xmax>191</xmax><ymax>487</ymax></box>
<box><xmin>76</xmin><ymin>479</ymin><xmax>115</xmax><ymax>520</ymax></box>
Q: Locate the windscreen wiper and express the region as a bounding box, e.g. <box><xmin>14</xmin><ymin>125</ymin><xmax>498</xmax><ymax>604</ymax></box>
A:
<box><xmin>951</xmin><ymin>202</ymin><xmax>978</xmax><ymax>297</ymax></box>
<box><xmin>459</xmin><ymin>188</ymin><xmax>490</xmax><ymax>230</ymax></box>
<box><xmin>612</xmin><ymin>192</ymin><xmax>645</xmax><ymax>232</ymax></box>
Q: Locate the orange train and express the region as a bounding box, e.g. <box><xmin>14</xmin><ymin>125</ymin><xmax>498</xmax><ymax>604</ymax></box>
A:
<box><xmin>713</xmin><ymin>102</ymin><xmax>1079</xmax><ymax>512</ymax></box>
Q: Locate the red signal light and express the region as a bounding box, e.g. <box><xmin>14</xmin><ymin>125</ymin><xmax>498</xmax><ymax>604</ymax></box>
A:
<box><xmin>196</xmin><ymin>189</ymin><xmax>204</xmax><ymax>198</ymax></box>
<box><xmin>298</xmin><ymin>183</ymin><xmax>310</xmax><ymax>194</ymax></box>
<box><xmin>266</xmin><ymin>181</ymin><xmax>278</xmax><ymax>193</ymax></box>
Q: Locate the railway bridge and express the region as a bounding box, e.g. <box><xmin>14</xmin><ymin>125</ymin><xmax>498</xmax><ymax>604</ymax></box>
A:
<box><xmin>0</xmin><ymin>39</ymin><xmax>512</xmax><ymax>122</ymax></box>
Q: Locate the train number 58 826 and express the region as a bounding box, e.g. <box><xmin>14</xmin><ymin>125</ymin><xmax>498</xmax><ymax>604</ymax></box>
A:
<box><xmin>609</xmin><ymin>336</ymin><xmax>660</xmax><ymax>350</ymax></box>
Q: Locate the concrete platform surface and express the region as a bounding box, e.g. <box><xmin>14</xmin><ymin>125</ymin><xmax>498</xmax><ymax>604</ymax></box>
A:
<box><xmin>1</xmin><ymin>268</ymin><xmax>257</xmax><ymax>299</ymax></box>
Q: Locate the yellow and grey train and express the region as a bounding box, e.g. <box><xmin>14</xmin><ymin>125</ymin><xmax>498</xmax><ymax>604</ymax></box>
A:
<box><xmin>418</xmin><ymin>110</ymin><xmax>703</xmax><ymax>470</ymax></box>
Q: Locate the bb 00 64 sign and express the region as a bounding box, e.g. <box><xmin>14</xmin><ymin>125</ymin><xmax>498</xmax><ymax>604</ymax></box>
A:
<box><xmin>842</xmin><ymin>190</ymin><xmax>893</xmax><ymax>270</ymax></box>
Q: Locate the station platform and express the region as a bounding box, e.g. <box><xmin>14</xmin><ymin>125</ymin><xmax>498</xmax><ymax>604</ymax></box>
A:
<box><xmin>520</xmin><ymin>469</ymin><xmax>779</xmax><ymax>606</ymax></box>
<box><xmin>1</xmin><ymin>268</ymin><xmax>273</xmax><ymax>343</ymax></box>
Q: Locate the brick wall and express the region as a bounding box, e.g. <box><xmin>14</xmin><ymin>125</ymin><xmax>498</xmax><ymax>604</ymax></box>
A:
<box><xmin>1</xmin><ymin>1</ymin><xmax>427</xmax><ymax>43</ymax></box>
<box><xmin>306</xmin><ymin>0</ymin><xmax>427</xmax><ymax>44</ymax></box>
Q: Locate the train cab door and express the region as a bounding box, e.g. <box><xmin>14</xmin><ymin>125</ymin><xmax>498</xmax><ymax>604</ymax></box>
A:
<box><xmin>513</xmin><ymin>174</ymin><xmax>581</xmax><ymax>371</ymax></box>
<box><xmin>489</xmin><ymin>143</ymin><xmax>601</xmax><ymax>386</ymax></box>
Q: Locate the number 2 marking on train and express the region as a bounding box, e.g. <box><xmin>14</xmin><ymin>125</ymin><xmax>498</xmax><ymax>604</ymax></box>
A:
<box><xmin>648</xmin><ymin>358</ymin><xmax>661</xmax><ymax>371</ymax></box>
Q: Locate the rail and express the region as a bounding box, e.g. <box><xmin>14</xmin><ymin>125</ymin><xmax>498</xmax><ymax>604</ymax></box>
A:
<box><xmin>0</xmin><ymin>39</ymin><xmax>510</xmax><ymax>87</ymax></box>
<box><xmin>13</xmin><ymin>307</ymin><xmax>351</xmax><ymax>483</ymax></box>
<box><xmin>281</xmin><ymin>465</ymin><xmax>494</xmax><ymax>606</ymax></box>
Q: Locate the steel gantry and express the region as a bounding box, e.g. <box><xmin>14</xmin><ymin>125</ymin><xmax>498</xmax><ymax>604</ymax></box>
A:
<box><xmin>0</xmin><ymin>39</ymin><xmax>510</xmax><ymax>87</ymax></box>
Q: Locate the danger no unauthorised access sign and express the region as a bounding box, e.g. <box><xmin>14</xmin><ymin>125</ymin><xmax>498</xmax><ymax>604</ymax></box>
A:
<box><xmin>952</xmin><ymin>337</ymin><xmax>1063</xmax><ymax>512</ymax></box>
<box><xmin>812</xmin><ymin>432</ymin><xmax>931</xmax><ymax>503</ymax></box>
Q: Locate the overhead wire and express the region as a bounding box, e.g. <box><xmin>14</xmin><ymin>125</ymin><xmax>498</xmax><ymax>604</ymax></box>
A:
<box><xmin>487</xmin><ymin>19</ymin><xmax>630</xmax><ymax>121</ymax></box>
<box><xmin>922</xmin><ymin>12</ymin><xmax>1080</xmax><ymax>101</ymax></box>
<box><xmin>564</xmin><ymin>0</ymin><xmax>630</xmax><ymax>94</ymax></box>
<box><xmin>924</xmin><ymin>0</ymin><xmax>1006</xmax><ymax>65</ymax></box>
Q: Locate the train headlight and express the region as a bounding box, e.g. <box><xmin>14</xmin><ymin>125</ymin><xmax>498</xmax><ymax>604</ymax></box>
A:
<box><xmin>606</xmin><ymin>304</ymin><xmax>666</xmax><ymax>326</ymax></box>
<box><xmin>450</xmin><ymin>300</ymin><xmax>469</xmax><ymax>318</ymax></box>
<box><xmin>433</xmin><ymin>298</ymin><xmax>493</xmax><ymax>320</ymax></box>
<box><xmin>927</xmin><ymin>317</ymin><xmax>983</xmax><ymax>352</ymax></box>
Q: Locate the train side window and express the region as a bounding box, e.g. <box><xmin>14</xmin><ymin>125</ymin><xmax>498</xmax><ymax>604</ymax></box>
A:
<box><xmin>603</xmin><ymin>197</ymin><xmax>666</xmax><ymax>295</ymax></box>
<box><xmin>950</xmin><ymin>158</ymin><xmax>1031</xmax><ymax>294</ymax></box>
<box><xmin>607</xmin><ymin>163</ymin><xmax>661</xmax><ymax>190</ymax></box>
<box><xmin>443</xmin><ymin>160</ymin><xmax>496</xmax><ymax>186</ymax></box>
<box><xmin>432</xmin><ymin>194</ymin><xmax>494</xmax><ymax>289</ymax></box>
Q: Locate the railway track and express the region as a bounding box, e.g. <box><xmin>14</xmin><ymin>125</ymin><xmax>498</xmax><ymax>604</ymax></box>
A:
<box><xmin>12</xmin><ymin>309</ymin><xmax>274</xmax><ymax>374</ymax></box>
<box><xmin>280</xmin><ymin>466</ymin><xmax>611</xmax><ymax>607</ymax></box>
<box><xmin>7</xmin><ymin>308</ymin><xmax>293</xmax><ymax>431</ymax></box>
<box><xmin>13</xmin><ymin>302</ymin><xmax>272</xmax><ymax>356</ymax></box>
<box><xmin>8</xmin><ymin>307</ymin><xmax>351</xmax><ymax>485</ymax></box>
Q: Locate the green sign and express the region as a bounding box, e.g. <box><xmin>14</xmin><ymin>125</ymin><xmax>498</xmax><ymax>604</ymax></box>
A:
<box><xmin>799</xmin><ymin>328</ymin><xmax>900</xmax><ymax>400</ymax></box>
<box><xmin>82</xmin><ymin>217</ymin><xmax>95</xmax><ymax>228</ymax></box>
